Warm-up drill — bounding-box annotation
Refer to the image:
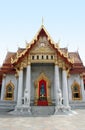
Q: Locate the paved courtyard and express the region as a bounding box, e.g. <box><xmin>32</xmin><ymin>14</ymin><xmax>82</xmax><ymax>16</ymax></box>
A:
<box><xmin>0</xmin><ymin>109</ymin><xmax>85</xmax><ymax>130</ymax></box>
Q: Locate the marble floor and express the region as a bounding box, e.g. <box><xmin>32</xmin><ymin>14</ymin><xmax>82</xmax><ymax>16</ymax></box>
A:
<box><xmin>0</xmin><ymin>109</ymin><xmax>85</xmax><ymax>130</ymax></box>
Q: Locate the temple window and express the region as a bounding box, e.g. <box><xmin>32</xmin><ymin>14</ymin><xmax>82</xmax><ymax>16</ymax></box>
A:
<box><xmin>71</xmin><ymin>82</ymin><xmax>81</xmax><ymax>100</ymax></box>
<box><xmin>37</xmin><ymin>55</ymin><xmax>39</xmax><ymax>59</ymax></box>
<box><xmin>42</xmin><ymin>55</ymin><xmax>44</xmax><ymax>59</ymax></box>
<box><xmin>32</xmin><ymin>55</ymin><xmax>34</xmax><ymax>60</ymax></box>
<box><xmin>5</xmin><ymin>82</ymin><xmax>14</xmax><ymax>100</ymax></box>
<box><xmin>51</xmin><ymin>55</ymin><xmax>53</xmax><ymax>59</ymax></box>
<box><xmin>46</xmin><ymin>55</ymin><xmax>48</xmax><ymax>59</ymax></box>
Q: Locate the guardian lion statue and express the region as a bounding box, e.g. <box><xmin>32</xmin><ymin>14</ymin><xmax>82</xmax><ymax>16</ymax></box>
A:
<box><xmin>24</xmin><ymin>89</ymin><xmax>29</xmax><ymax>105</ymax></box>
<box><xmin>57</xmin><ymin>88</ymin><xmax>63</xmax><ymax>106</ymax></box>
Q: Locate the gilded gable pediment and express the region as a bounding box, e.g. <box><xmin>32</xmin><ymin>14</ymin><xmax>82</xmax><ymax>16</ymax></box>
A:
<box><xmin>30</xmin><ymin>37</ymin><xmax>55</xmax><ymax>54</ymax></box>
<box><xmin>11</xmin><ymin>25</ymin><xmax>72</xmax><ymax>68</ymax></box>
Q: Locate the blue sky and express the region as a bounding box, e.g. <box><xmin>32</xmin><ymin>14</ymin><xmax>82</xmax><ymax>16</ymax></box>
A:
<box><xmin>0</xmin><ymin>0</ymin><xmax>85</xmax><ymax>65</ymax></box>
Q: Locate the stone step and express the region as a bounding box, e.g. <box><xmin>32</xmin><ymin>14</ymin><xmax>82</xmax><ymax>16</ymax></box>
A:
<box><xmin>70</xmin><ymin>101</ymin><xmax>85</xmax><ymax>109</ymax></box>
<box><xmin>31</xmin><ymin>106</ymin><xmax>55</xmax><ymax>115</ymax></box>
<box><xmin>0</xmin><ymin>100</ymin><xmax>16</xmax><ymax>112</ymax></box>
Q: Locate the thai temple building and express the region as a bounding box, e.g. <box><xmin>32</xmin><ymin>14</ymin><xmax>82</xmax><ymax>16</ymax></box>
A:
<box><xmin>0</xmin><ymin>25</ymin><xmax>85</xmax><ymax>115</ymax></box>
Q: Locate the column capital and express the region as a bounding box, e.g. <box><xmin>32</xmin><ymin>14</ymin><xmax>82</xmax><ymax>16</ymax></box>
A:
<box><xmin>55</xmin><ymin>61</ymin><xmax>58</xmax><ymax>66</ymax></box>
<box><xmin>62</xmin><ymin>65</ymin><xmax>66</xmax><ymax>70</ymax></box>
<box><xmin>67</xmin><ymin>73</ymin><xmax>70</xmax><ymax>78</ymax></box>
<box><xmin>3</xmin><ymin>74</ymin><xmax>6</xmax><ymax>78</ymax></box>
<box><xmin>20</xmin><ymin>66</ymin><xmax>23</xmax><ymax>71</ymax></box>
<box><xmin>27</xmin><ymin>62</ymin><xmax>31</xmax><ymax>66</ymax></box>
<box><xmin>80</xmin><ymin>73</ymin><xmax>83</xmax><ymax>78</ymax></box>
<box><xmin>15</xmin><ymin>73</ymin><xmax>19</xmax><ymax>79</ymax></box>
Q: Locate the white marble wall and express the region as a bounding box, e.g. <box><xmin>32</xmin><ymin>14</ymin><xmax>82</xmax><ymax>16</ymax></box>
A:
<box><xmin>68</xmin><ymin>74</ymin><xmax>85</xmax><ymax>102</ymax></box>
<box><xmin>1</xmin><ymin>74</ymin><xmax>17</xmax><ymax>101</ymax></box>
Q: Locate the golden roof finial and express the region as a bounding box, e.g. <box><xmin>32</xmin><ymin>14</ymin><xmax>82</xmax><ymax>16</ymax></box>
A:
<box><xmin>42</xmin><ymin>17</ymin><xmax>44</xmax><ymax>26</ymax></box>
<box><xmin>77</xmin><ymin>46</ymin><xmax>79</xmax><ymax>52</ymax></box>
<box><xmin>11</xmin><ymin>57</ymin><xmax>13</xmax><ymax>63</ymax></box>
<box><xmin>57</xmin><ymin>39</ymin><xmax>61</xmax><ymax>47</ymax></box>
<box><xmin>17</xmin><ymin>44</ymin><xmax>19</xmax><ymax>49</ymax></box>
<box><xmin>66</xmin><ymin>44</ymin><xmax>69</xmax><ymax>48</ymax></box>
<box><xmin>6</xmin><ymin>47</ymin><xmax>9</xmax><ymax>52</ymax></box>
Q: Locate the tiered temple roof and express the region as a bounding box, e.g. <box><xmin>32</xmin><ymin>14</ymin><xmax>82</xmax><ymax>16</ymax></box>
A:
<box><xmin>0</xmin><ymin>25</ymin><xmax>85</xmax><ymax>85</ymax></box>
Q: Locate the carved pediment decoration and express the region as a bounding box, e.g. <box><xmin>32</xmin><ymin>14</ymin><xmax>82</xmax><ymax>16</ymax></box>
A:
<box><xmin>30</xmin><ymin>37</ymin><xmax>55</xmax><ymax>54</ymax></box>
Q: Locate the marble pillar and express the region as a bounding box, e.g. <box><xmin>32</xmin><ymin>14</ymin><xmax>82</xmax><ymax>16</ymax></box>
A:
<box><xmin>54</xmin><ymin>64</ymin><xmax>60</xmax><ymax>106</ymax></box>
<box><xmin>15</xmin><ymin>74</ymin><xmax>19</xmax><ymax>101</ymax></box>
<box><xmin>80</xmin><ymin>74</ymin><xmax>85</xmax><ymax>101</ymax></box>
<box><xmin>62</xmin><ymin>69</ymin><xmax>69</xmax><ymax>107</ymax></box>
<box><xmin>25</xmin><ymin>65</ymin><xmax>31</xmax><ymax>106</ymax></box>
<box><xmin>1</xmin><ymin>74</ymin><xmax>6</xmax><ymax>100</ymax></box>
<box><xmin>17</xmin><ymin>69</ymin><xmax>23</xmax><ymax>106</ymax></box>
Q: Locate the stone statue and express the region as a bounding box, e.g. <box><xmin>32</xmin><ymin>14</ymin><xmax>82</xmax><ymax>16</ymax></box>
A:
<box><xmin>24</xmin><ymin>89</ymin><xmax>29</xmax><ymax>105</ymax></box>
<box><xmin>57</xmin><ymin>88</ymin><xmax>63</xmax><ymax>106</ymax></box>
<box><xmin>40</xmin><ymin>83</ymin><xmax>45</xmax><ymax>96</ymax></box>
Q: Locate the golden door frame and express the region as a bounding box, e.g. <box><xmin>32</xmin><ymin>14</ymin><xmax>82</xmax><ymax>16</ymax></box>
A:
<box><xmin>71</xmin><ymin>81</ymin><xmax>82</xmax><ymax>100</ymax></box>
<box><xmin>34</xmin><ymin>73</ymin><xmax>52</xmax><ymax>105</ymax></box>
<box><xmin>4</xmin><ymin>81</ymin><xmax>14</xmax><ymax>100</ymax></box>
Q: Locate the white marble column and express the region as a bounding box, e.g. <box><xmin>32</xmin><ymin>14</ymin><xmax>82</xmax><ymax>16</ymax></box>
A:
<box><xmin>54</xmin><ymin>64</ymin><xmax>60</xmax><ymax>106</ymax></box>
<box><xmin>15</xmin><ymin>74</ymin><xmax>19</xmax><ymax>101</ymax></box>
<box><xmin>62</xmin><ymin>68</ymin><xmax>69</xmax><ymax>107</ymax></box>
<box><xmin>17</xmin><ymin>69</ymin><xmax>23</xmax><ymax>106</ymax></box>
<box><xmin>1</xmin><ymin>74</ymin><xmax>6</xmax><ymax>100</ymax></box>
<box><xmin>25</xmin><ymin>64</ymin><xmax>31</xmax><ymax>106</ymax></box>
<box><xmin>80</xmin><ymin>74</ymin><xmax>85</xmax><ymax>101</ymax></box>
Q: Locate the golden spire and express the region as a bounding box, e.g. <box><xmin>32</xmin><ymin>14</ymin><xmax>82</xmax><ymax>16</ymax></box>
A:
<box><xmin>17</xmin><ymin>44</ymin><xmax>19</xmax><ymax>49</ymax></box>
<box><xmin>77</xmin><ymin>46</ymin><xmax>79</xmax><ymax>52</ymax></box>
<box><xmin>57</xmin><ymin>39</ymin><xmax>61</xmax><ymax>47</ymax></box>
<box><xmin>58</xmin><ymin>39</ymin><xmax>61</xmax><ymax>44</ymax></box>
<box><xmin>42</xmin><ymin>17</ymin><xmax>44</xmax><ymax>26</ymax></box>
<box><xmin>6</xmin><ymin>47</ymin><xmax>9</xmax><ymax>52</ymax></box>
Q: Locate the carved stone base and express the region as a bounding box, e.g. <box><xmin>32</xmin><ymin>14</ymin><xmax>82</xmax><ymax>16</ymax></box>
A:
<box><xmin>9</xmin><ymin>105</ymin><xmax>32</xmax><ymax>116</ymax></box>
<box><xmin>54</xmin><ymin>105</ymin><xmax>77</xmax><ymax>115</ymax></box>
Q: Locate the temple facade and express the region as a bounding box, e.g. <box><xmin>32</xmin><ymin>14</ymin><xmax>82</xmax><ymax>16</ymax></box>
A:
<box><xmin>0</xmin><ymin>25</ymin><xmax>85</xmax><ymax>115</ymax></box>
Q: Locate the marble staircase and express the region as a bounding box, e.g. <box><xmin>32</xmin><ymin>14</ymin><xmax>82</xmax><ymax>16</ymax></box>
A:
<box><xmin>31</xmin><ymin>106</ymin><xmax>55</xmax><ymax>116</ymax></box>
<box><xmin>0</xmin><ymin>100</ymin><xmax>85</xmax><ymax>115</ymax></box>
<box><xmin>0</xmin><ymin>100</ymin><xmax>16</xmax><ymax>112</ymax></box>
<box><xmin>70</xmin><ymin>101</ymin><xmax>85</xmax><ymax>109</ymax></box>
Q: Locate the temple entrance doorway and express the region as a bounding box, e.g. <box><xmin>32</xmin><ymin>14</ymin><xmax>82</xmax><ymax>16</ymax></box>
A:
<box><xmin>38</xmin><ymin>79</ymin><xmax>48</xmax><ymax>106</ymax></box>
<box><xmin>34</xmin><ymin>73</ymin><xmax>52</xmax><ymax>106</ymax></box>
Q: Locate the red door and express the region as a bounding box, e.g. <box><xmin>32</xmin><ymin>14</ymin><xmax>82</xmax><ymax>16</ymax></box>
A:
<box><xmin>38</xmin><ymin>79</ymin><xmax>48</xmax><ymax>106</ymax></box>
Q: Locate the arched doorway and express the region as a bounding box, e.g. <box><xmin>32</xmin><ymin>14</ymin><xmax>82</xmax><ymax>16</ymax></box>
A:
<box><xmin>34</xmin><ymin>73</ymin><xmax>52</xmax><ymax>106</ymax></box>
<box><xmin>4</xmin><ymin>81</ymin><xmax>14</xmax><ymax>100</ymax></box>
<box><xmin>71</xmin><ymin>81</ymin><xmax>82</xmax><ymax>100</ymax></box>
<box><xmin>38</xmin><ymin>79</ymin><xmax>48</xmax><ymax>105</ymax></box>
